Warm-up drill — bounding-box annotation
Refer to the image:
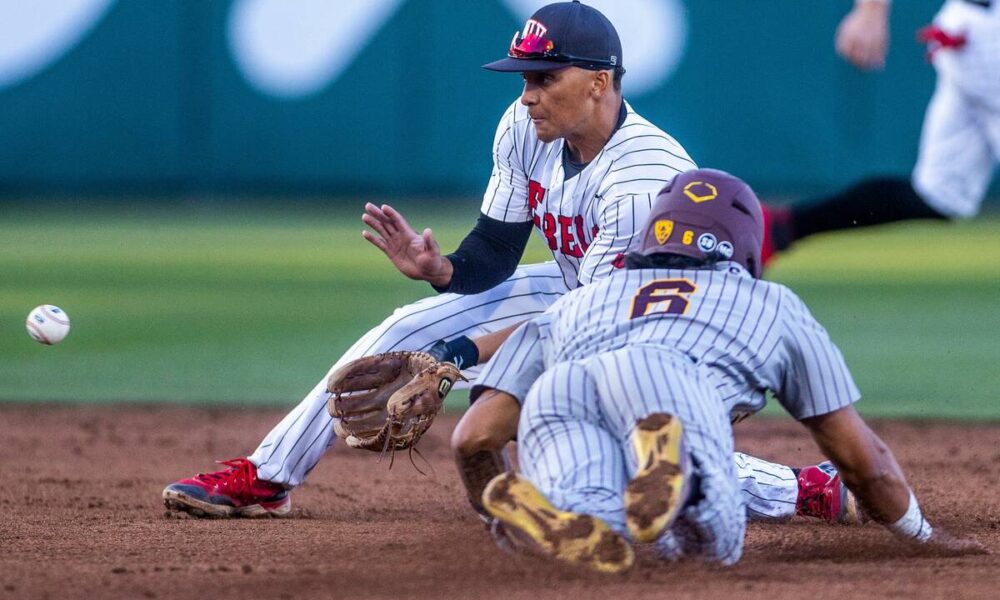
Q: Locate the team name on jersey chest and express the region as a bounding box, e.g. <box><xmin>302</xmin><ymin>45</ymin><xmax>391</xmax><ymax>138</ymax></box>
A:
<box><xmin>527</xmin><ymin>179</ymin><xmax>600</xmax><ymax>259</ymax></box>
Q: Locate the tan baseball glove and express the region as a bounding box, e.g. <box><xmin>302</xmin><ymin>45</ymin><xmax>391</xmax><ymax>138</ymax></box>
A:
<box><xmin>326</xmin><ymin>351</ymin><xmax>465</xmax><ymax>453</ymax></box>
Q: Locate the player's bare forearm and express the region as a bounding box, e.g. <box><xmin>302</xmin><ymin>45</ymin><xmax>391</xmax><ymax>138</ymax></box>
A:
<box><xmin>471</xmin><ymin>322</ymin><xmax>525</xmax><ymax>364</ymax></box>
<box><xmin>452</xmin><ymin>389</ymin><xmax>521</xmax><ymax>456</ymax></box>
<box><xmin>455</xmin><ymin>450</ymin><xmax>507</xmax><ymax>518</ymax></box>
<box><xmin>451</xmin><ymin>390</ymin><xmax>521</xmax><ymax>516</ymax></box>
<box><xmin>800</xmin><ymin>406</ymin><xmax>910</xmax><ymax>523</ymax></box>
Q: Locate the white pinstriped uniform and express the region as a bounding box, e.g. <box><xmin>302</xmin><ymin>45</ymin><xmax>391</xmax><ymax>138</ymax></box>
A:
<box><xmin>247</xmin><ymin>98</ymin><xmax>695</xmax><ymax>487</ymax></box>
<box><xmin>482</xmin><ymin>100</ymin><xmax>696</xmax><ymax>288</ymax></box>
<box><xmin>913</xmin><ymin>0</ymin><xmax>1000</xmax><ymax>218</ymax></box>
<box><xmin>474</xmin><ymin>263</ymin><xmax>861</xmax><ymax>563</ymax></box>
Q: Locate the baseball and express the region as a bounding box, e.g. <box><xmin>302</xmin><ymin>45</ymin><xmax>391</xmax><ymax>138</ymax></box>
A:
<box><xmin>26</xmin><ymin>305</ymin><xmax>71</xmax><ymax>345</ymax></box>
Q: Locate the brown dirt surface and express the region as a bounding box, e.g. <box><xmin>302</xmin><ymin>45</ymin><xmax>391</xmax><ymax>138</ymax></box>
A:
<box><xmin>1</xmin><ymin>406</ymin><xmax>998</xmax><ymax>600</ymax></box>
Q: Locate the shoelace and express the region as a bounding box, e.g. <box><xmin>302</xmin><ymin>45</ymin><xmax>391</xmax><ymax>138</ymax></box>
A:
<box><xmin>194</xmin><ymin>458</ymin><xmax>255</xmax><ymax>494</ymax></box>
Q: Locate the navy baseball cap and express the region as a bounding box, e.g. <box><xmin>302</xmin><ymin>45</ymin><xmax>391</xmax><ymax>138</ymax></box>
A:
<box><xmin>483</xmin><ymin>1</ymin><xmax>624</xmax><ymax>73</ymax></box>
<box><xmin>637</xmin><ymin>169</ymin><xmax>765</xmax><ymax>277</ymax></box>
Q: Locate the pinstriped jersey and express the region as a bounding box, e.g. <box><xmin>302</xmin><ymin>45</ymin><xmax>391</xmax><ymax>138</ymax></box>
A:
<box><xmin>474</xmin><ymin>263</ymin><xmax>860</xmax><ymax>421</ymax></box>
<box><xmin>481</xmin><ymin>99</ymin><xmax>696</xmax><ymax>290</ymax></box>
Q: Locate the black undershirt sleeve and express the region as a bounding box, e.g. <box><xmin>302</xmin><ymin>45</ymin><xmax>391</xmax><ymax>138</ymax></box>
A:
<box><xmin>432</xmin><ymin>213</ymin><xmax>534</xmax><ymax>295</ymax></box>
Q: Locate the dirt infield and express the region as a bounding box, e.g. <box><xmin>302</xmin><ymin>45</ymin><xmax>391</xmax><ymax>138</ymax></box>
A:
<box><xmin>1</xmin><ymin>406</ymin><xmax>997</xmax><ymax>600</ymax></box>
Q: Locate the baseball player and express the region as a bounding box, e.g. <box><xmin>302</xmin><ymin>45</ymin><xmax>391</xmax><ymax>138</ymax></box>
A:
<box><xmin>764</xmin><ymin>0</ymin><xmax>1000</xmax><ymax>262</ymax></box>
<box><xmin>470</xmin><ymin>169</ymin><xmax>984</xmax><ymax>572</ymax></box>
<box><xmin>161</xmin><ymin>1</ymin><xmax>841</xmax><ymax>524</ymax></box>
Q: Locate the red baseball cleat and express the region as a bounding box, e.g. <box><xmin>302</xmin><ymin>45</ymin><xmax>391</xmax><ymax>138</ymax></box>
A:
<box><xmin>162</xmin><ymin>458</ymin><xmax>291</xmax><ymax>518</ymax></box>
<box><xmin>795</xmin><ymin>461</ymin><xmax>864</xmax><ymax>525</ymax></box>
<box><xmin>760</xmin><ymin>204</ymin><xmax>793</xmax><ymax>268</ymax></box>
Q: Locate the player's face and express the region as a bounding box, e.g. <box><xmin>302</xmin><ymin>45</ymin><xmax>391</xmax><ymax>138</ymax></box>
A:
<box><xmin>520</xmin><ymin>67</ymin><xmax>599</xmax><ymax>143</ymax></box>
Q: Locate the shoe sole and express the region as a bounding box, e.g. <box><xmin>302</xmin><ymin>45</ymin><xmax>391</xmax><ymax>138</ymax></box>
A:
<box><xmin>625</xmin><ymin>413</ymin><xmax>689</xmax><ymax>543</ymax></box>
<box><xmin>482</xmin><ymin>472</ymin><xmax>634</xmax><ymax>574</ymax></box>
<box><xmin>162</xmin><ymin>489</ymin><xmax>291</xmax><ymax>519</ymax></box>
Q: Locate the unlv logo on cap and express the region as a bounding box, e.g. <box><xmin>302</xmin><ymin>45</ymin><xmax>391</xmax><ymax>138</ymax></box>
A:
<box><xmin>522</xmin><ymin>18</ymin><xmax>548</xmax><ymax>38</ymax></box>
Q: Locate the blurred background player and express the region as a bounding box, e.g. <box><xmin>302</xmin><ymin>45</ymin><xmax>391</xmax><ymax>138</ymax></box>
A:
<box><xmin>470</xmin><ymin>169</ymin><xmax>983</xmax><ymax>572</ymax></box>
<box><xmin>764</xmin><ymin>0</ymin><xmax>1000</xmax><ymax>263</ymax></box>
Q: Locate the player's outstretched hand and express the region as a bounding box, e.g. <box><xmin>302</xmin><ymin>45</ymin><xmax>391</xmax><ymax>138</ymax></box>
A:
<box><xmin>835</xmin><ymin>0</ymin><xmax>890</xmax><ymax>71</ymax></box>
<box><xmin>362</xmin><ymin>203</ymin><xmax>453</xmax><ymax>286</ymax></box>
<box><xmin>917</xmin><ymin>528</ymin><xmax>989</xmax><ymax>557</ymax></box>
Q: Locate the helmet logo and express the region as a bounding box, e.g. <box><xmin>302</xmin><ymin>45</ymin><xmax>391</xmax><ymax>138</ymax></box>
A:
<box><xmin>654</xmin><ymin>219</ymin><xmax>674</xmax><ymax>244</ymax></box>
<box><xmin>683</xmin><ymin>181</ymin><xmax>718</xmax><ymax>203</ymax></box>
<box><xmin>697</xmin><ymin>233</ymin><xmax>717</xmax><ymax>252</ymax></box>
<box><xmin>717</xmin><ymin>241</ymin><xmax>734</xmax><ymax>258</ymax></box>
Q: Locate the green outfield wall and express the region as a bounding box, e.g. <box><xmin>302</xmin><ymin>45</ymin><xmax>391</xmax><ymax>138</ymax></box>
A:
<box><xmin>2</xmin><ymin>0</ymin><xmax>980</xmax><ymax>198</ymax></box>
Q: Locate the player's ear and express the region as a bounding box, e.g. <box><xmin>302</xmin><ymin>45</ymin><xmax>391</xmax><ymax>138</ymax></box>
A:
<box><xmin>592</xmin><ymin>69</ymin><xmax>611</xmax><ymax>96</ymax></box>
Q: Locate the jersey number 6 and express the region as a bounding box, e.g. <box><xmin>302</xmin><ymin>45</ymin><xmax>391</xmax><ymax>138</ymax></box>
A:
<box><xmin>628</xmin><ymin>279</ymin><xmax>698</xmax><ymax>319</ymax></box>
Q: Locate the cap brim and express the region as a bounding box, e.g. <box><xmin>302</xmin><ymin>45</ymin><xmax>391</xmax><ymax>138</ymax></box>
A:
<box><xmin>482</xmin><ymin>57</ymin><xmax>571</xmax><ymax>72</ymax></box>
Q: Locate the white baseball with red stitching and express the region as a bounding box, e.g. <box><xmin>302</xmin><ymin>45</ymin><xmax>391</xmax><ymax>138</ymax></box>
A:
<box><xmin>25</xmin><ymin>305</ymin><xmax>71</xmax><ymax>345</ymax></box>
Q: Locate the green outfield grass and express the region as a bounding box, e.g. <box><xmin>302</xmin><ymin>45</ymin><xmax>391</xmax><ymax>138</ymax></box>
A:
<box><xmin>1</xmin><ymin>203</ymin><xmax>998</xmax><ymax>419</ymax></box>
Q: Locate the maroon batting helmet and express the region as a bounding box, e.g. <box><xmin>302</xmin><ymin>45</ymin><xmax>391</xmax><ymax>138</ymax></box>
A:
<box><xmin>636</xmin><ymin>169</ymin><xmax>764</xmax><ymax>277</ymax></box>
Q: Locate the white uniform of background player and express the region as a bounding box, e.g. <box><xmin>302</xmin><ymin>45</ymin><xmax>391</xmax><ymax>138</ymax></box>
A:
<box><xmin>765</xmin><ymin>0</ymin><xmax>1000</xmax><ymax>258</ymax></box>
<box><xmin>915</xmin><ymin>0</ymin><xmax>1000</xmax><ymax>217</ymax></box>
